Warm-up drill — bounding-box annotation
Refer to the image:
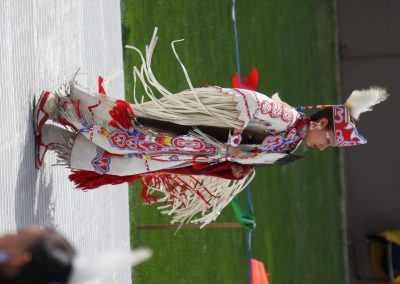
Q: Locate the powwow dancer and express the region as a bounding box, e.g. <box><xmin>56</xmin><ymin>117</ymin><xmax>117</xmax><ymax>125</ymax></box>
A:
<box><xmin>33</xmin><ymin>29</ymin><xmax>388</xmax><ymax>227</ymax></box>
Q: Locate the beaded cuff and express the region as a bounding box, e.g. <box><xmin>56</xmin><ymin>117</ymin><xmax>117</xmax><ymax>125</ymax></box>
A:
<box><xmin>227</xmin><ymin>131</ymin><xmax>242</xmax><ymax>147</ymax></box>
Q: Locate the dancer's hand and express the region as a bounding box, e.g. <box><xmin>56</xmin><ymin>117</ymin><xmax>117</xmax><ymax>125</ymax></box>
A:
<box><xmin>227</xmin><ymin>146</ymin><xmax>244</xmax><ymax>158</ymax></box>
<box><xmin>231</xmin><ymin>164</ymin><xmax>245</xmax><ymax>178</ymax></box>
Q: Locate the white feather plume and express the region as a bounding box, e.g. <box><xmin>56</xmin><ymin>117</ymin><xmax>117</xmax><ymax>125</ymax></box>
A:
<box><xmin>68</xmin><ymin>248</ymin><xmax>152</xmax><ymax>284</ymax></box>
<box><xmin>345</xmin><ymin>87</ymin><xmax>389</xmax><ymax>120</ymax></box>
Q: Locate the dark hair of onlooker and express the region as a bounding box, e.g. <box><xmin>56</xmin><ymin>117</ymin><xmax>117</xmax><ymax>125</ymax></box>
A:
<box><xmin>12</xmin><ymin>231</ymin><xmax>76</xmax><ymax>284</ymax></box>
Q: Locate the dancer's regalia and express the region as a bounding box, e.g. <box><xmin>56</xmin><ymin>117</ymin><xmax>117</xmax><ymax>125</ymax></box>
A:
<box><xmin>33</xmin><ymin>29</ymin><xmax>388</xmax><ymax>226</ymax></box>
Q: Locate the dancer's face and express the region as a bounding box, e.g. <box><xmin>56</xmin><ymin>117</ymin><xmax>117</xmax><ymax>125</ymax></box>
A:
<box><xmin>305</xmin><ymin>118</ymin><xmax>336</xmax><ymax>151</ymax></box>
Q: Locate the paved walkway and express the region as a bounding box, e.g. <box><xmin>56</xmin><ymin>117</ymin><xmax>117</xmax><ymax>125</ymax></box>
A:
<box><xmin>0</xmin><ymin>1</ymin><xmax>131</xmax><ymax>283</ymax></box>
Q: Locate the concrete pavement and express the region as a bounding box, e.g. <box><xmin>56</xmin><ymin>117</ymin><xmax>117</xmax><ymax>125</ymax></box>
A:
<box><xmin>0</xmin><ymin>1</ymin><xmax>131</xmax><ymax>283</ymax></box>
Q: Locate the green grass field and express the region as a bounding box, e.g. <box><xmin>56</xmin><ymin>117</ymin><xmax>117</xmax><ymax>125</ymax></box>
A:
<box><xmin>122</xmin><ymin>1</ymin><xmax>344</xmax><ymax>283</ymax></box>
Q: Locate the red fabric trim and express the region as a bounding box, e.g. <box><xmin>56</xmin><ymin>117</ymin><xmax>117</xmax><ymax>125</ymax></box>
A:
<box><xmin>72</xmin><ymin>99</ymin><xmax>81</xmax><ymax>120</ymax></box>
<box><xmin>69</xmin><ymin>162</ymin><xmax>252</xmax><ymax>212</ymax></box>
<box><xmin>140</xmin><ymin>179</ymin><xmax>158</xmax><ymax>203</ymax></box>
<box><xmin>220</xmin><ymin>88</ymin><xmax>246</xmax><ymax>129</ymax></box>
<box><xmin>68</xmin><ymin>162</ymin><xmax>252</xmax><ymax>190</ymax></box>
<box><xmin>234</xmin><ymin>89</ymin><xmax>252</xmax><ymax>120</ymax></box>
<box><xmin>58</xmin><ymin>117</ymin><xmax>78</xmax><ymax>131</ymax></box>
<box><xmin>87</xmin><ymin>100</ymin><xmax>102</xmax><ymax>116</ymax></box>
<box><xmin>253</xmin><ymin>90</ymin><xmax>261</xmax><ymax>111</ymax></box>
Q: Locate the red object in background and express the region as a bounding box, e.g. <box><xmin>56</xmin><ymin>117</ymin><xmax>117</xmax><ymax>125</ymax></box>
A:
<box><xmin>232</xmin><ymin>67</ymin><xmax>259</xmax><ymax>90</ymax></box>
<box><xmin>251</xmin><ymin>259</ymin><xmax>269</xmax><ymax>284</ymax></box>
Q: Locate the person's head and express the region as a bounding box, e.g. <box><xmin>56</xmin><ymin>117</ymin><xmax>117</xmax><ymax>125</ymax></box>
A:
<box><xmin>305</xmin><ymin>107</ymin><xmax>336</xmax><ymax>151</ymax></box>
<box><xmin>0</xmin><ymin>227</ymin><xmax>75</xmax><ymax>284</ymax></box>
<box><xmin>302</xmin><ymin>87</ymin><xmax>389</xmax><ymax>150</ymax></box>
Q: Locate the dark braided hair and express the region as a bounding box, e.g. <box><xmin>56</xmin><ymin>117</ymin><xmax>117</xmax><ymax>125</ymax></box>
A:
<box><xmin>13</xmin><ymin>230</ymin><xmax>75</xmax><ymax>284</ymax></box>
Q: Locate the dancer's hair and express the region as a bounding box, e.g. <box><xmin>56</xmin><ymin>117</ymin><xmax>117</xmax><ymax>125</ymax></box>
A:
<box><xmin>310</xmin><ymin>107</ymin><xmax>334</xmax><ymax>130</ymax></box>
<box><xmin>13</xmin><ymin>229</ymin><xmax>76</xmax><ymax>284</ymax></box>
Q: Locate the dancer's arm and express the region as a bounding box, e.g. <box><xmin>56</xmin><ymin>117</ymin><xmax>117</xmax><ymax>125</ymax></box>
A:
<box><xmin>229</xmin><ymin>88</ymin><xmax>300</xmax><ymax>133</ymax></box>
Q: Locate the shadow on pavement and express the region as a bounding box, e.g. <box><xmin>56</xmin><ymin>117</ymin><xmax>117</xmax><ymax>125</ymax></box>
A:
<box><xmin>14</xmin><ymin>98</ymin><xmax>55</xmax><ymax>229</ymax></box>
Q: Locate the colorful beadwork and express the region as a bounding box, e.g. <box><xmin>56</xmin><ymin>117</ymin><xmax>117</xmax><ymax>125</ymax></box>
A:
<box><xmin>333</xmin><ymin>106</ymin><xmax>367</xmax><ymax>146</ymax></box>
<box><xmin>261</xmin><ymin>117</ymin><xmax>308</xmax><ymax>154</ymax></box>
<box><xmin>260</xmin><ymin>100</ymin><xmax>294</xmax><ymax>123</ymax></box>
<box><xmin>91</xmin><ymin>147</ymin><xmax>111</xmax><ymax>174</ymax></box>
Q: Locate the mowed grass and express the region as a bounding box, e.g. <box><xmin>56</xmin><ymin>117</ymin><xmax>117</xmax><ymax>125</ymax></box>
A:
<box><xmin>121</xmin><ymin>1</ymin><xmax>344</xmax><ymax>283</ymax></box>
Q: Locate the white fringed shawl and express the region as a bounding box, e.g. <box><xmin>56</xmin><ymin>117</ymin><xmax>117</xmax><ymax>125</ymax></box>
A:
<box><xmin>144</xmin><ymin>170</ymin><xmax>256</xmax><ymax>228</ymax></box>
<box><xmin>125</xmin><ymin>28</ymin><xmax>244</xmax><ymax>129</ymax></box>
<box><xmin>125</xmin><ymin>28</ymin><xmax>256</xmax><ymax>227</ymax></box>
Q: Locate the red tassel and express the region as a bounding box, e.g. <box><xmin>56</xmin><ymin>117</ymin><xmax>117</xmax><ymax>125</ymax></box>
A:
<box><xmin>140</xmin><ymin>179</ymin><xmax>158</xmax><ymax>203</ymax></box>
<box><xmin>109</xmin><ymin>100</ymin><xmax>135</xmax><ymax>129</ymax></box>
<box><xmin>98</xmin><ymin>76</ymin><xmax>105</xmax><ymax>94</ymax></box>
<box><xmin>69</xmin><ymin>162</ymin><xmax>252</xmax><ymax>190</ymax></box>
<box><xmin>68</xmin><ymin>161</ymin><xmax>253</xmax><ymax>213</ymax></box>
<box><xmin>69</xmin><ymin>169</ymin><xmax>140</xmax><ymax>190</ymax></box>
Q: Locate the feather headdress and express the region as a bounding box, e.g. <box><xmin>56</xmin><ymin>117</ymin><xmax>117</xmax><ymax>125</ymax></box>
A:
<box><xmin>345</xmin><ymin>87</ymin><xmax>389</xmax><ymax>120</ymax></box>
<box><xmin>295</xmin><ymin>86</ymin><xmax>389</xmax><ymax>147</ymax></box>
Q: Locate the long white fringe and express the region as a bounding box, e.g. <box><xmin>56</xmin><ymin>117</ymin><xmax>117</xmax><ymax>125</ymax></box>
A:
<box><xmin>124</xmin><ymin>28</ymin><xmax>258</xmax><ymax>227</ymax></box>
<box><xmin>146</xmin><ymin>170</ymin><xmax>255</xmax><ymax>228</ymax></box>
<box><xmin>51</xmin><ymin>136</ymin><xmax>75</xmax><ymax>166</ymax></box>
<box><xmin>125</xmin><ymin>28</ymin><xmax>244</xmax><ymax>129</ymax></box>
